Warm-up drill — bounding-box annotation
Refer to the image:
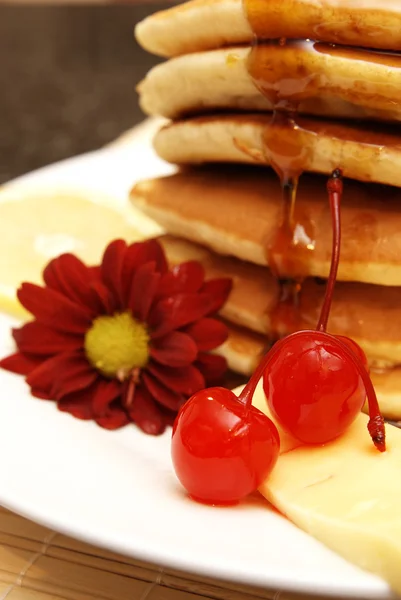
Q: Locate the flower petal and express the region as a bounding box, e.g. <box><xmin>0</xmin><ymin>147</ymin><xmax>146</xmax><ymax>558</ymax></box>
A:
<box><xmin>26</xmin><ymin>355</ymin><xmax>63</xmax><ymax>396</ymax></box>
<box><xmin>12</xmin><ymin>322</ymin><xmax>82</xmax><ymax>356</ymax></box>
<box><xmin>127</xmin><ymin>386</ymin><xmax>166</xmax><ymax>435</ymax></box>
<box><xmin>158</xmin><ymin>406</ymin><xmax>178</xmax><ymax>427</ymax></box>
<box><xmin>201</xmin><ymin>278</ymin><xmax>233</xmax><ymax>314</ymax></box>
<box><xmin>92</xmin><ymin>378</ymin><xmax>121</xmax><ymax>417</ymax></box>
<box><xmin>156</xmin><ymin>262</ymin><xmax>205</xmax><ymax>299</ymax></box>
<box><xmin>96</xmin><ymin>402</ymin><xmax>130</xmax><ymax>430</ymax></box>
<box><xmin>89</xmin><ymin>266</ymin><xmax>101</xmax><ymax>280</ymax></box>
<box><xmin>17</xmin><ymin>283</ymin><xmax>92</xmax><ymax>333</ymax></box>
<box><xmin>122</xmin><ymin>239</ymin><xmax>168</xmax><ymax>303</ymax></box>
<box><xmin>129</xmin><ymin>262</ymin><xmax>161</xmax><ymax>322</ymax></box>
<box><xmin>135</xmin><ymin>239</ymin><xmax>168</xmax><ymax>274</ymax></box>
<box><xmin>185</xmin><ymin>318</ymin><xmax>229</xmax><ymax>351</ymax></box>
<box><xmin>150</xmin><ymin>331</ymin><xmax>198</xmax><ymax>367</ymax></box>
<box><xmin>26</xmin><ymin>351</ymin><xmax>95</xmax><ymax>399</ymax></box>
<box><xmin>43</xmin><ymin>254</ymin><xmax>99</xmax><ymax>313</ymax></box>
<box><xmin>0</xmin><ymin>352</ymin><xmax>42</xmax><ymax>375</ymax></box>
<box><xmin>101</xmin><ymin>239</ymin><xmax>127</xmax><ymax>308</ymax></box>
<box><xmin>89</xmin><ymin>280</ymin><xmax>117</xmax><ymax>315</ymax></box>
<box><xmin>142</xmin><ymin>372</ymin><xmax>184</xmax><ymax>411</ymax></box>
<box><xmin>164</xmin><ymin>261</ymin><xmax>205</xmax><ymax>295</ymax></box>
<box><xmin>121</xmin><ymin>244</ymin><xmax>149</xmax><ymax>303</ymax></box>
<box><xmin>57</xmin><ymin>383</ymin><xmax>97</xmax><ymax>420</ymax></box>
<box><xmin>57</xmin><ymin>377</ymin><xmax>127</xmax><ymax>427</ymax></box>
<box><xmin>155</xmin><ymin>272</ymin><xmax>176</xmax><ymax>299</ymax></box>
<box><xmin>31</xmin><ymin>388</ymin><xmax>52</xmax><ymax>400</ymax></box>
<box><xmin>52</xmin><ymin>360</ymin><xmax>98</xmax><ymax>399</ymax></box>
<box><xmin>172</xmin><ymin>261</ymin><xmax>205</xmax><ymax>292</ymax></box>
<box><xmin>196</xmin><ymin>352</ymin><xmax>227</xmax><ymax>385</ymax></box>
<box><xmin>149</xmin><ymin>293</ymin><xmax>214</xmax><ymax>339</ymax></box>
<box><xmin>148</xmin><ymin>362</ymin><xmax>205</xmax><ymax>396</ymax></box>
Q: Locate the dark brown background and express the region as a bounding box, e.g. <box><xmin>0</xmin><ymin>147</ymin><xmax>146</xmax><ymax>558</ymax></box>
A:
<box><xmin>0</xmin><ymin>5</ymin><xmax>166</xmax><ymax>184</ymax></box>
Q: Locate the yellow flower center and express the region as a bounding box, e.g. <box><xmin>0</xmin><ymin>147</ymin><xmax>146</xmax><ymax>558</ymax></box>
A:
<box><xmin>84</xmin><ymin>312</ymin><xmax>150</xmax><ymax>379</ymax></box>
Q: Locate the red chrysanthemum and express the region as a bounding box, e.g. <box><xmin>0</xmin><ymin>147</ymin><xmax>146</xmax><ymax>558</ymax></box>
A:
<box><xmin>0</xmin><ymin>239</ymin><xmax>232</xmax><ymax>435</ymax></box>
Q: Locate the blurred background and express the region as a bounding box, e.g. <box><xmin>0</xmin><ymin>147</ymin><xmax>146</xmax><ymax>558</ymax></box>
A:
<box><xmin>0</xmin><ymin>5</ymin><xmax>169</xmax><ymax>184</ymax></box>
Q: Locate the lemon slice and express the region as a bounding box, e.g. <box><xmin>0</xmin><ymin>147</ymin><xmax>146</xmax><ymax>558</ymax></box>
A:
<box><xmin>0</xmin><ymin>187</ymin><xmax>162</xmax><ymax>318</ymax></box>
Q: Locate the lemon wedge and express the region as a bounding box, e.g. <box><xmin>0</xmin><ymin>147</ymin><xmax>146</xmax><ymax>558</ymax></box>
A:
<box><xmin>0</xmin><ymin>187</ymin><xmax>162</xmax><ymax>318</ymax></box>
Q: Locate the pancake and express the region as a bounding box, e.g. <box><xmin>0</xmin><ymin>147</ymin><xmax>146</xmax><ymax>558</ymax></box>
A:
<box><xmin>220</xmin><ymin>319</ymin><xmax>401</xmax><ymax>420</ymax></box>
<box><xmin>217</xmin><ymin>320</ymin><xmax>267</xmax><ymax>377</ymax></box>
<box><xmin>161</xmin><ymin>234</ymin><xmax>401</xmax><ymax>370</ymax></box>
<box><xmin>137</xmin><ymin>45</ymin><xmax>401</xmax><ymax>122</ymax></box>
<box><xmin>135</xmin><ymin>0</ymin><xmax>401</xmax><ymax>57</ymax></box>
<box><xmin>370</xmin><ymin>368</ymin><xmax>401</xmax><ymax>421</ymax></box>
<box><xmin>154</xmin><ymin>114</ymin><xmax>401</xmax><ymax>188</ymax></box>
<box><xmin>131</xmin><ymin>167</ymin><xmax>401</xmax><ymax>286</ymax></box>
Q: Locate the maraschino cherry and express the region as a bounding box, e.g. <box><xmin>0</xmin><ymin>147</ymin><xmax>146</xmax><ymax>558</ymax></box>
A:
<box><xmin>263</xmin><ymin>170</ymin><xmax>385</xmax><ymax>449</ymax></box>
<box><xmin>171</xmin><ymin>169</ymin><xmax>385</xmax><ymax>507</ymax></box>
<box><xmin>171</xmin><ymin>385</ymin><xmax>280</xmax><ymax>505</ymax></box>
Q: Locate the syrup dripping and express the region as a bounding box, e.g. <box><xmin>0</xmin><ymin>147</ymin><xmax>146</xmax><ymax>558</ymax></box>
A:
<box><xmin>241</xmin><ymin>9</ymin><xmax>386</xmax><ymax>340</ymax></box>
<box><xmin>245</xmin><ymin>38</ymin><xmax>324</xmax><ymax>277</ymax></box>
<box><xmin>245</xmin><ymin>37</ymin><xmax>317</xmax><ymax>338</ymax></box>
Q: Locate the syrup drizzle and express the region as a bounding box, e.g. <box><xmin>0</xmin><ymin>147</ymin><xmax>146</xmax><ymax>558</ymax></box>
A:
<box><xmin>243</xmin><ymin>9</ymin><xmax>372</xmax><ymax>340</ymax></box>
<box><xmin>245</xmin><ymin>37</ymin><xmax>314</xmax><ymax>338</ymax></box>
<box><xmin>246</xmin><ymin>40</ymin><xmax>324</xmax><ymax>277</ymax></box>
<box><xmin>243</xmin><ymin>0</ymin><xmax>401</xmax><ymax>53</ymax></box>
<box><xmin>247</xmin><ymin>37</ymin><xmax>401</xmax><ymax>116</ymax></box>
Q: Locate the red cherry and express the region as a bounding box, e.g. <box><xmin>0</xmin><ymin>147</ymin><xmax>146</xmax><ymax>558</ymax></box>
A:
<box><xmin>261</xmin><ymin>333</ymin><xmax>368</xmax><ymax>445</ymax></box>
<box><xmin>171</xmin><ymin>387</ymin><xmax>280</xmax><ymax>505</ymax></box>
<box><xmin>263</xmin><ymin>332</ymin><xmax>366</xmax><ymax>444</ymax></box>
<box><xmin>262</xmin><ymin>170</ymin><xmax>385</xmax><ymax>451</ymax></box>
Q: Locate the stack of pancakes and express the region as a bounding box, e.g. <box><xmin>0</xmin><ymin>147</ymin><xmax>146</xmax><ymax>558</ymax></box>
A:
<box><xmin>131</xmin><ymin>0</ymin><xmax>401</xmax><ymax>420</ymax></box>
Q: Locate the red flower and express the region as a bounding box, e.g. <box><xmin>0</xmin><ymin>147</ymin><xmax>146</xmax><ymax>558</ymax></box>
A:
<box><xmin>0</xmin><ymin>239</ymin><xmax>232</xmax><ymax>435</ymax></box>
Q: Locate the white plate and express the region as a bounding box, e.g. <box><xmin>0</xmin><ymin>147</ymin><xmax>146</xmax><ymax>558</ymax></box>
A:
<box><xmin>0</xmin><ymin>121</ymin><xmax>395</xmax><ymax>600</ymax></box>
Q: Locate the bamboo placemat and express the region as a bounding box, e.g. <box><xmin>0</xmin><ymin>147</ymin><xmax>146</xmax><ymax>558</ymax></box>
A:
<box><xmin>0</xmin><ymin>506</ymin><xmax>324</xmax><ymax>600</ymax></box>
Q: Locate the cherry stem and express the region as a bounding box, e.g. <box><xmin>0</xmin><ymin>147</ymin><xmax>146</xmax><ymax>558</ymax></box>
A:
<box><xmin>317</xmin><ymin>168</ymin><xmax>343</xmax><ymax>333</ymax></box>
<box><xmin>239</xmin><ymin>330</ymin><xmax>385</xmax><ymax>452</ymax></box>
